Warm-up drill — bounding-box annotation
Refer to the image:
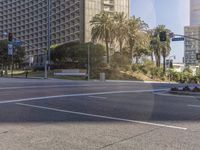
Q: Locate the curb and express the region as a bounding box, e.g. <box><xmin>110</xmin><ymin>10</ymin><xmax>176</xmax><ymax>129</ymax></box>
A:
<box><xmin>169</xmin><ymin>91</ymin><xmax>200</xmax><ymax>96</ymax></box>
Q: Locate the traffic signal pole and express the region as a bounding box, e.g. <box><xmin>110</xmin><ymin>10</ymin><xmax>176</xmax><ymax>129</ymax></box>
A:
<box><xmin>8</xmin><ymin>33</ymin><xmax>14</xmax><ymax>78</ymax></box>
<box><xmin>47</xmin><ymin>0</ymin><xmax>51</xmax><ymax>71</ymax></box>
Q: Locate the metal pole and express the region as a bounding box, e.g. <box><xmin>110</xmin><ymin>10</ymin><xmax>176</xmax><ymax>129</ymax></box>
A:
<box><xmin>11</xmin><ymin>52</ymin><xmax>14</xmax><ymax>78</ymax></box>
<box><xmin>45</xmin><ymin>57</ymin><xmax>48</xmax><ymax>79</ymax></box>
<box><xmin>88</xmin><ymin>43</ymin><xmax>90</xmax><ymax>81</ymax></box>
<box><xmin>47</xmin><ymin>0</ymin><xmax>51</xmax><ymax>71</ymax></box>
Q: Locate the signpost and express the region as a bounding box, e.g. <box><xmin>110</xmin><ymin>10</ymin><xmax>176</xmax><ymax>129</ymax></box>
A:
<box><xmin>172</xmin><ymin>37</ymin><xmax>185</xmax><ymax>42</ymax></box>
<box><xmin>8</xmin><ymin>43</ymin><xmax>13</xmax><ymax>55</ymax></box>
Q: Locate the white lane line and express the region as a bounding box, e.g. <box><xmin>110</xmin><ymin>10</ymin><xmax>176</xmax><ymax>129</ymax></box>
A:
<box><xmin>188</xmin><ymin>105</ymin><xmax>200</xmax><ymax>108</ymax></box>
<box><xmin>0</xmin><ymin>88</ymin><xmax>168</xmax><ymax>104</ymax></box>
<box><xmin>0</xmin><ymin>85</ymin><xmax>89</xmax><ymax>90</ymax></box>
<box><xmin>16</xmin><ymin>103</ymin><xmax>187</xmax><ymax>130</ymax></box>
<box><xmin>154</xmin><ymin>92</ymin><xmax>196</xmax><ymax>98</ymax></box>
<box><xmin>88</xmin><ymin>96</ymin><xmax>107</xmax><ymax>99</ymax></box>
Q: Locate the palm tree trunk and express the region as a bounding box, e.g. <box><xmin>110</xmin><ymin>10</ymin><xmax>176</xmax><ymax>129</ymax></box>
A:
<box><xmin>155</xmin><ymin>55</ymin><xmax>159</xmax><ymax>67</ymax></box>
<box><xmin>163</xmin><ymin>56</ymin><xmax>166</xmax><ymax>73</ymax></box>
<box><xmin>106</xmin><ymin>41</ymin><xmax>109</xmax><ymax>64</ymax></box>
<box><xmin>158</xmin><ymin>55</ymin><xmax>161</xmax><ymax>67</ymax></box>
<box><xmin>119</xmin><ymin>41</ymin><xmax>123</xmax><ymax>53</ymax></box>
<box><xmin>136</xmin><ymin>56</ymin><xmax>139</xmax><ymax>64</ymax></box>
<box><xmin>151</xmin><ymin>52</ymin><xmax>154</xmax><ymax>62</ymax></box>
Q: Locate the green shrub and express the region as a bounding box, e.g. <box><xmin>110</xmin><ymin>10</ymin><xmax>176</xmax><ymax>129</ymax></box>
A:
<box><xmin>110</xmin><ymin>52</ymin><xmax>131</xmax><ymax>70</ymax></box>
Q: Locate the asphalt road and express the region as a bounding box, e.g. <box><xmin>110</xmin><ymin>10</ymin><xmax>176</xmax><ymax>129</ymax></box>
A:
<box><xmin>0</xmin><ymin>78</ymin><xmax>199</xmax><ymax>150</ymax></box>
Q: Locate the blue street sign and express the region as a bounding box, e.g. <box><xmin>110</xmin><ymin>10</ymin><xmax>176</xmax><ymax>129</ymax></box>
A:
<box><xmin>2</xmin><ymin>32</ymin><xmax>8</xmax><ymax>36</ymax></box>
<box><xmin>8</xmin><ymin>44</ymin><xmax>13</xmax><ymax>55</ymax></box>
<box><xmin>12</xmin><ymin>39</ymin><xmax>24</xmax><ymax>46</ymax></box>
<box><xmin>172</xmin><ymin>37</ymin><xmax>185</xmax><ymax>41</ymax></box>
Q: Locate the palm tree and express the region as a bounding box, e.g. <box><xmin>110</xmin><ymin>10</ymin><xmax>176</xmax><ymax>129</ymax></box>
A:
<box><xmin>153</xmin><ymin>25</ymin><xmax>171</xmax><ymax>72</ymax></box>
<box><xmin>113</xmin><ymin>12</ymin><xmax>128</xmax><ymax>53</ymax></box>
<box><xmin>160</xmin><ymin>30</ymin><xmax>171</xmax><ymax>73</ymax></box>
<box><xmin>150</xmin><ymin>25</ymin><xmax>171</xmax><ymax>70</ymax></box>
<box><xmin>126</xmin><ymin>16</ymin><xmax>149</xmax><ymax>61</ymax></box>
<box><xmin>90</xmin><ymin>12</ymin><xmax>113</xmax><ymax>64</ymax></box>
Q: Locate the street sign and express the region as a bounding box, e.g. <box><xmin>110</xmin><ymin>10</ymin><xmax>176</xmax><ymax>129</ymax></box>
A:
<box><xmin>2</xmin><ymin>32</ymin><xmax>8</xmax><ymax>36</ymax></box>
<box><xmin>196</xmin><ymin>53</ymin><xmax>200</xmax><ymax>60</ymax></box>
<box><xmin>172</xmin><ymin>37</ymin><xmax>185</xmax><ymax>41</ymax></box>
<box><xmin>13</xmin><ymin>39</ymin><xmax>24</xmax><ymax>46</ymax></box>
<box><xmin>8</xmin><ymin>44</ymin><xmax>13</xmax><ymax>55</ymax></box>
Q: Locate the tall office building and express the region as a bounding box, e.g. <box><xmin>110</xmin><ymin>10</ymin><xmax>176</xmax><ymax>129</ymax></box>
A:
<box><xmin>184</xmin><ymin>0</ymin><xmax>200</xmax><ymax>66</ymax></box>
<box><xmin>0</xmin><ymin>0</ymin><xmax>130</xmax><ymax>65</ymax></box>
<box><xmin>184</xmin><ymin>26</ymin><xmax>200</xmax><ymax>66</ymax></box>
<box><xmin>190</xmin><ymin>0</ymin><xmax>200</xmax><ymax>26</ymax></box>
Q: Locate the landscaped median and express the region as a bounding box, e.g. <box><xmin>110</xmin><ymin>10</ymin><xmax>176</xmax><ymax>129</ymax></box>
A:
<box><xmin>170</xmin><ymin>86</ymin><xmax>200</xmax><ymax>96</ymax></box>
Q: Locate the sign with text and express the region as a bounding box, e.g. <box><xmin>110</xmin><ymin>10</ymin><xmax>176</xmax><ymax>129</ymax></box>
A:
<box><xmin>172</xmin><ymin>37</ymin><xmax>185</xmax><ymax>42</ymax></box>
<box><xmin>8</xmin><ymin>44</ymin><xmax>13</xmax><ymax>55</ymax></box>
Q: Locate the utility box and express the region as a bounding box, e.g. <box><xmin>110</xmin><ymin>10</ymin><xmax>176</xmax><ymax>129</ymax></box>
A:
<box><xmin>100</xmin><ymin>73</ymin><xmax>105</xmax><ymax>82</ymax></box>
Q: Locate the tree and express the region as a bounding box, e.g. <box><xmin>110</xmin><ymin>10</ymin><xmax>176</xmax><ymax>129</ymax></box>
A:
<box><xmin>126</xmin><ymin>16</ymin><xmax>149</xmax><ymax>61</ymax></box>
<box><xmin>132</xmin><ymin>32</ymin><xmax>150</xmax><ymax>64</ymax></box>
<box><xmin>51</xmin><ymin>42</ymin><xmax>105</xmax><ymax>69</ymax></box>
<box><xmin>13</xmin><ymin>45</ymin><xmax>26</xmax><ymax>68</ymax></box>
<box><xmin>150</xmin><ymin>25</ymin><xmax>171</xmax><ymax>71</ymax></box>
<box><xmin>0</xmin><ymin>40</ymin><xmax>25</xmax><ymax>74</ymax></box>
<box><xmin>90</xmin><ymin>12</ymin><xmax>113</xmax><ymax>64</ymax></box>
<box><xmin>156</xmin><ymin>25</ymin><xmax>171</xmax><ymax>72</ymax></box>
<box><xmin>114</xmin><ymin>12</ymin><xmax>128</xmax><ymax>52</ymax></box>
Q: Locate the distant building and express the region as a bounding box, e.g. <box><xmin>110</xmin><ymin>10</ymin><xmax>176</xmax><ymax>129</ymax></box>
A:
<box><xmin>184</xmin><ymin>0</ymin><xmax>200</xmax><ymax>66</ymax></box>
<box><xmin>190</xmin><ymin>0</ymin><xmax>200</xmax><ymax>26</ymax></box>
<box><xmin>184</xmin><ymin>26</ymin><xmax>200</xmax><ymax>66</ymax></box>
<box><xmin>0</xmin><ymin>0</ymin><xmax>130</xmax><ymax>65</ymax></box>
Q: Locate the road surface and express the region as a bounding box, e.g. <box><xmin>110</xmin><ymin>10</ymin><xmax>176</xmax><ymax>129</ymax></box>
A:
<box><xmin>0</xmin><ymin>78</ymin><xmax>199</xmax><ymax>150</ymax></box>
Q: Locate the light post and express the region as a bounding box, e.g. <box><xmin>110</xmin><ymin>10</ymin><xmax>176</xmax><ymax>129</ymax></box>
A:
<box><xmin>87</xmin><ymin>40</ymin><xmax>98</xmax><ymax>81</ymax></box>
<box><xmin>1</xmin><ymin>32</ymin><xmax>8</xmax><ymax>75</ymax></box>
<box><xmin>47</xmin><ymin>0</ymin><xmax>51</xmax><ymax>71</ymax></box>
<box><xmin>87</xmin><ymin>42</ymin><xmax>90</xmax><ymax>81</ymax></box>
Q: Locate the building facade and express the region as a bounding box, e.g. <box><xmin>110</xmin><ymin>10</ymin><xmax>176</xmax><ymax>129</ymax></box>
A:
<box><xmin>184</xmin><ymin>0</ymin><xmax>200</xmax><ymax>66</ymax></box>
<box><xmin>0</xmin><ymin>0</ymin><xmax>130</xmax><ymax>66</ymax></box>
<box><xmin>190</xmin><ymin>0</ymin><xmax>200</xmax><ymax>26</ymax></box>
<box><xmin>184</xmin><ymin>26</ymin><xmax>200</xmax><ymax>66</ymax></box>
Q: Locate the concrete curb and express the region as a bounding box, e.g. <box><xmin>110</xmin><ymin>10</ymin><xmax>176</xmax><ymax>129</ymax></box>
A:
<box><xmin>169</xmin><ymin>91</ymin><xmax>200</xmax><ymax>96</ymax></box>
<box><xmin>3</xmin><ymin>76</ymin><xmax>47</xmax><ymax>80</ymax></box>
<box><xmin>106</xmin><ymin>80</ymin><xmax>177</xmax><ymax>84</ymax></box>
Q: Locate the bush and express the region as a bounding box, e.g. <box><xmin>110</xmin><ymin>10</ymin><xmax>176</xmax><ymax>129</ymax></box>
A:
<box><xmin>110</xmin><ymin>52</ymin><xmax>131</xmax><ymax>70</ymax></box>
<box><xmin>171</xmin><ymin>87</ymin><xmax>179</xmax><ymax>91</ymax></box>
<box><xmin>150</xmin><ymin>67</ymin><xmax>164</xmax><ymax>79</ymax></box>
<box><xmin>183</xmin><ymin>86</ymin><xmax>191</xmax><ymax>91</ymax></box>
<box><xmin>192</xmin><ymin>87</ymin><xmax>200</xmax><ymax>92</ymax></box>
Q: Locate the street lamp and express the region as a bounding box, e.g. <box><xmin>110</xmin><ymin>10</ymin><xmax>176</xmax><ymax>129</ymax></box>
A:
<box><xmin>87</xmin><ymin>40</ymin><xmax>97</xmax><ymax>81</ymax></box>
<box><xmin>87</xmin><ymin>43</ymin><xmax>90</xmax><ymax>81</ymax></box>
<box><xmin>47</xmin><ymin>0</ymin><xmax>51</xmax><ymax>71</ymax></box>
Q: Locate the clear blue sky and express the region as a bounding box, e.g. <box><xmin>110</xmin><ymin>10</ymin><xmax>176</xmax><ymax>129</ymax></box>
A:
<box><xmin>131</xmin><ymin>0</ymin><xmax>190</xmax><ymax>63</ymax></box>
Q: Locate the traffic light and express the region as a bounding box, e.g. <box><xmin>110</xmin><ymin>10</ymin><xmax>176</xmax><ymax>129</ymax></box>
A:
<box><xmin>159</xmin><ymin>31</ymin><xmax>167</xmax><ymax>42</ymax></box>
<box><xmin>8</xmin><ymin>33</ymin><xmax>13</xmax><ymax>42</ymax></box>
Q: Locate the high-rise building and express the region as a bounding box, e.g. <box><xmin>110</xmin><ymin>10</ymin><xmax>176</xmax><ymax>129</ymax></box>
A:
<box><xmin>184</xmin><ymin>26</ymin><xmax>200</xmax><ymax>66</ymax></box>
<box><xmin>190</xmin><ymin>0</ymin><xmax>200</xmax><ymax>26</ymax></box>
<box><xmin>0</xmin><ymin>0</ymin><xmax>130</xmax><ymax>65</ymax></box>
<box><xmin>184</xmin><ymin>0</ymin><xmax>200</xmax><ymax>66</ymax></box>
